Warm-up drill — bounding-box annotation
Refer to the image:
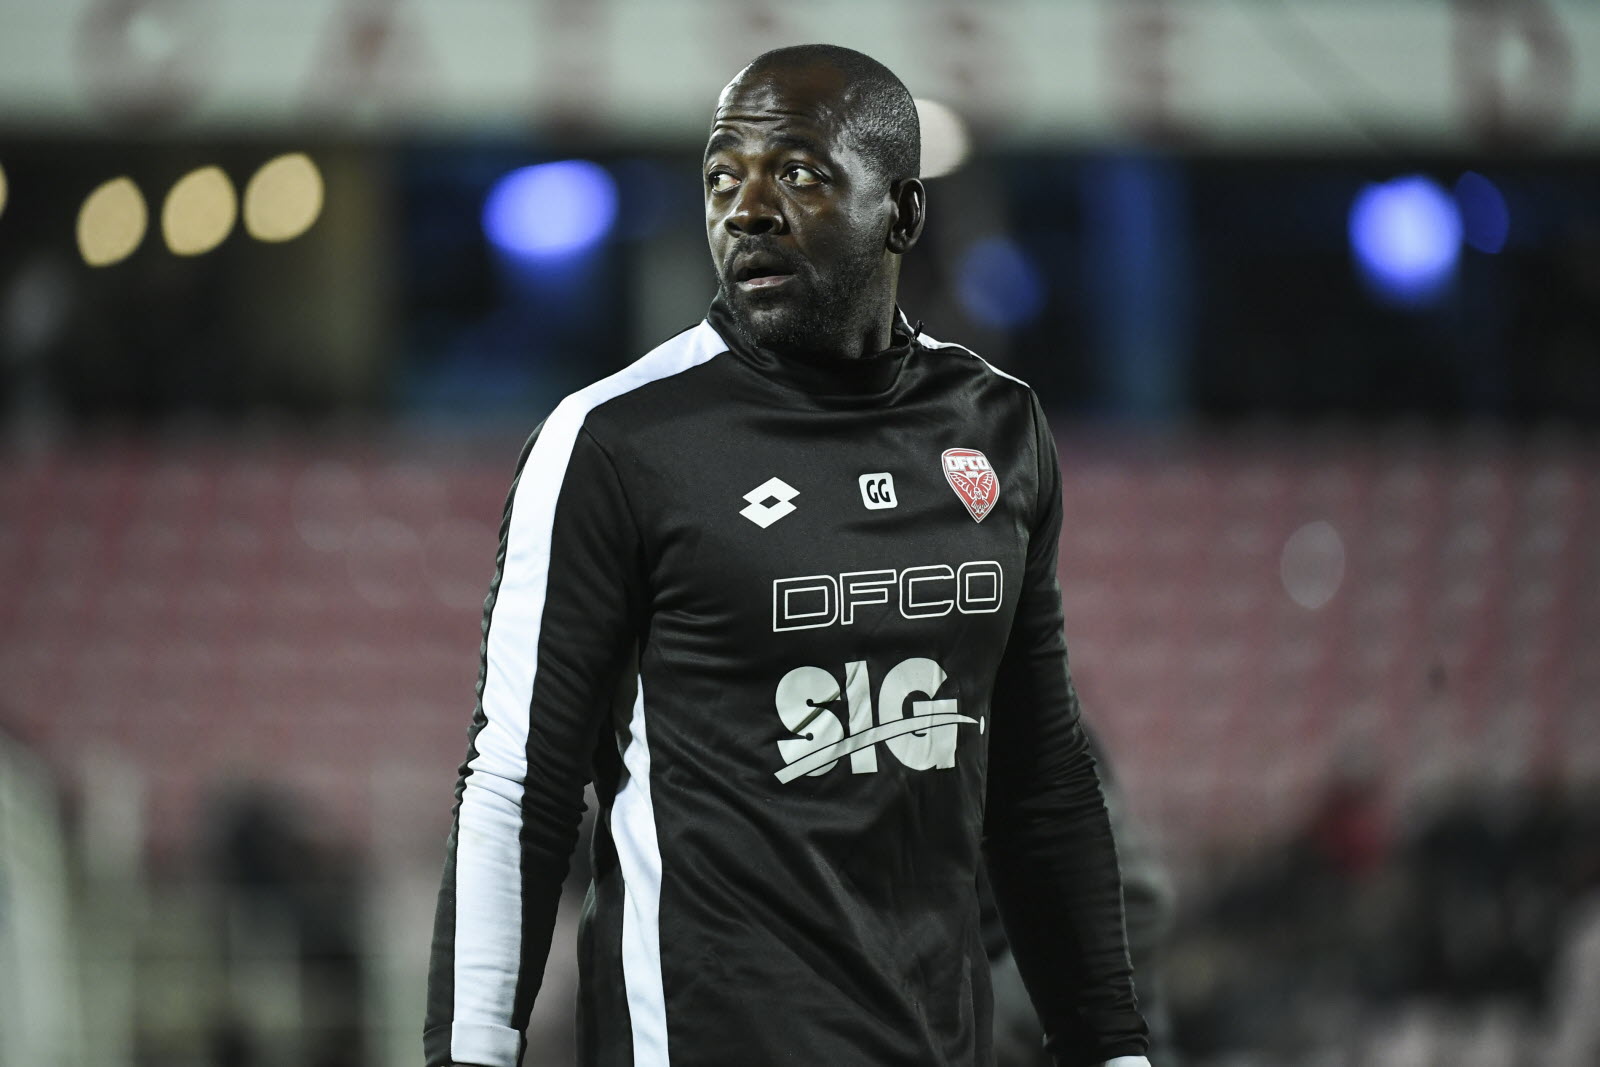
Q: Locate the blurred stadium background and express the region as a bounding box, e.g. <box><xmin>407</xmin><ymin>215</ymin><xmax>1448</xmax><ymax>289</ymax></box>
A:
<box><xmin>1</xmin><ymin>1</ymin><xmax>1598</xmax><ymax>1065</ymax></box>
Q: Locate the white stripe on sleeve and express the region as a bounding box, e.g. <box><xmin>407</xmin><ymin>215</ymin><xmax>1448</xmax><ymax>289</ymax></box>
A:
<box><xmin>451</xmin><ymin>321</ymin><xmax>724</xmax><ymax>1066</ymax></box>
<box><xmin>917</xmin><ymin>329</ymin><xmax>1032</xmax><ymax>387</ymax></box>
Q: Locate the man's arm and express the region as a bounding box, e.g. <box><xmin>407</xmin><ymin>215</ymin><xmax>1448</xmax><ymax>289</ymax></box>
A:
<box><xmin>982</xmin><ymin>394</ymin><xmax>1149</xmax><ymax>1067</ymax></box>
<box><xmin>426</xmin><ymin>419</ymin><xmax>645</xmax><ymax>1067</ymax></box>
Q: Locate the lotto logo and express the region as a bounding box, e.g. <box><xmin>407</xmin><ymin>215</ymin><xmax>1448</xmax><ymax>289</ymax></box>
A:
<box><xmin>740</xmin><ymin>476</ymin><xmax>798</xmax><ymax>528</ymax></box>
<box><xmin>773</xmin><ymin>656</ymin><xmax>982</xmax><ymax>783</ymax></box>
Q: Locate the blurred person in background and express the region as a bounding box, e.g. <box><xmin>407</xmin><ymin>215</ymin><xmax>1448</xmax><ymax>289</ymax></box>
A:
<box><xmin>427</xmin><ymin>44</ymin><xmax>1150</xmax><ymax>1067</ymax></box>
<box><xmin>0</xmin><ymin>719</ymin><xmax>82</xmax><ymax>1067</ymax></box>
<box><xmin>205</xmin><ymin>785</ymin><xmax>366</xmax><ymax>1067</ymax></box>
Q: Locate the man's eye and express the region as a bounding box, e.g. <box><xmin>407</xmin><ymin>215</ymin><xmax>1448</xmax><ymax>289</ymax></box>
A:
<box><xmin>784</xmin><ymin>165</ymin><xmax>821</xmax><ymax>187</ymax></box>
<box><xmin>708</xmin><ymin>172</ymin><xmax>739</xmax><ymax>193</ymax></box>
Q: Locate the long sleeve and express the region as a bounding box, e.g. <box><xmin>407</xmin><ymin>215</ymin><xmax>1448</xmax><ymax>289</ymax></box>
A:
<box><xmin>426</xmin><ymin>420</ymin><xmax>646</xmax><ymax>1067</ymax></box>
<box><xmin>982</xmin><ymin>396</ymin><xmax>1149</xmax><ymax>1066</ymax></box>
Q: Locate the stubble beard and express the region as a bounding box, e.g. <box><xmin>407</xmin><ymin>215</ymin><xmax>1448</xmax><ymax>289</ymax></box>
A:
<box><xmin>719</xmin><ymin>244</ymin><xmax>887</xmax><ymax>358</ymax></box>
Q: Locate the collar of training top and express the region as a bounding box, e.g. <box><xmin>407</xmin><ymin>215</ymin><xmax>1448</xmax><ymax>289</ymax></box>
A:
<box><xmin>706</xmin><ymin>293</ymin><xmax>921</xmax><ymax>399</ymax></box>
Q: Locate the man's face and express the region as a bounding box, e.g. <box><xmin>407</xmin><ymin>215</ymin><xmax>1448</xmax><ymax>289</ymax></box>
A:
<box><xmin>704</xmin><ymin>64</ymin><xmax>896</xmax><ymax>355</ymax></box>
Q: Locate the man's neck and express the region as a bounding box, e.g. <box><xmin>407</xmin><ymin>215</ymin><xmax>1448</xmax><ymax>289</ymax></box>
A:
<box><xmin>793</xmin><ymin>296</ymin><xmax>898</xmax><ymax>362</ymax></box>
<box><xmin>826</xmin><ymin>317</ymin><xmax>894</xmax><ymax>361</ymax></box>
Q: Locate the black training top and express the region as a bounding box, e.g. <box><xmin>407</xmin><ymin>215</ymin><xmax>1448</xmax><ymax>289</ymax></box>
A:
<box><xmin>426</xmin><ymin>297</ymin><xmax>1148</xmax><ymax>1067</ymax></box>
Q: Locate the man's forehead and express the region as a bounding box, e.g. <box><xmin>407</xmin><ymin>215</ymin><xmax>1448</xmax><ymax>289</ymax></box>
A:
<box><xmin>711</xmin><ymin>64</ymin><xmax>853</xmax><ymax>134</ymax></box>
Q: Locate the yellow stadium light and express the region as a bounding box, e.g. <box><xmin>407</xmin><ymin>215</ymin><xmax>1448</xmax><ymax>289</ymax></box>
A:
<box><xmin>0</xmin><ymin>162</ymin><xmax>8</xmax><ymax>221</ymax></box>
<box><xmin>162</xmin><ymin>165</ymin><xmax>237</xmax><ymax>256</ymax></box>
<box><xmin>243</xmin><ymin>153</ymin><xmax>324</xmax><ymax>243</ymax></box>
<box><xmin>77</xmin><ymin>177</ymin><xmax>148</xmax><ymax>267</ymax></box>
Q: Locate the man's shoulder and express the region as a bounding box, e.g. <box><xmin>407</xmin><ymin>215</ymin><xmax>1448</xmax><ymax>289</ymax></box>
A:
<box><xmin>566</xmin><ymin>319</ymin><xmax>726</xmax><ymax>416</ymax></box>
<box><xmin>542</xmin><ymin>319</ymin><xmax>728</xmax><ymax>443</ymax></box>
<box><xmin>913</xmin><ymin>325</ymin><xmax>1036</xmax><ymax>399</ymax></box>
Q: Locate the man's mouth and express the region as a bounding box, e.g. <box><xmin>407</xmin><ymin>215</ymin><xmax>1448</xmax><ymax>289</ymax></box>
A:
<box><xmin>739</xmin><ymin>273</ymin><xmax>793</xmax><ymax>291</ymax></box>
<box><xmin>733</xmin><ymin>254</ymin><xmax>798</xmax><ymax>292</ymax></box>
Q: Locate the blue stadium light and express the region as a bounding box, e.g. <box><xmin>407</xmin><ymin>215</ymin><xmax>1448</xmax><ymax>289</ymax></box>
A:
<box><xmin>1454</xmin><ymin>171</ymin><xmax>1510</xmax><ymax>254</ymax></box>
<box><xmin>482</xmin><ymin>160</ymin><xmax>618</xmax><ymax>261</ymax></box>
<box><xmin>1348</xmin><ymin>175</ymin><xmax>1462</xmax><ymax>306</ymax></box>
<box><xmin>956</xmin><ymin>237</ymin><xmax>1046</xmax><ymax>330</ymax></box>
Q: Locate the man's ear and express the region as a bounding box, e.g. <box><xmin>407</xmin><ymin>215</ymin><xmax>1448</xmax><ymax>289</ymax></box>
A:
<box><xmin>886</xmin><ymin>178</ymin><xmax>927</xmax><ymax>255</ymax></box>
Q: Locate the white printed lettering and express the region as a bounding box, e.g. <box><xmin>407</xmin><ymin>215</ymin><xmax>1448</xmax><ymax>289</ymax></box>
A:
<box><xmin>773</xmin><ymin>575</ymin><xmax>839</xmax><ymax>631</ymax></box>
<box><xmin>899</xmin><ymin>564</ymin><xmax>955</xmax><ymax>619</ymax></box>
<box><xmin>774</xmin><ymin>665</ymin><xmax>846</xmax><ymax>777</ymax></box>
<box><xmin>772</xmin><ymin>657</ymin><xmax>981</xmax><ymax>783</ymax></box>
<box><xmin>771</xmin><ymin>561</ymin><xmax>1004</xmax><ymax>632</ymax></box>
<box><xmin>877</xmin><ymin>657</ymin><xmax>959</xmax><ymax>771</ymax></box>
<box><xmin>839</xmin><ymin>570</ymin><xmax>896</xmax><ymax>625</ymax></box>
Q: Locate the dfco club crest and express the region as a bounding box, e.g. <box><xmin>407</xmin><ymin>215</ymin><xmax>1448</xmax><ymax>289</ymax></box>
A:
<box><xmin>941</xmin><ymin>448</ymin><xmax>999</xmax><ymax>523</ymax></box>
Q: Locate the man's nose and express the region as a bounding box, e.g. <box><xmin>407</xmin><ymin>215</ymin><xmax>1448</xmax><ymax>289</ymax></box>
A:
<box><xmin>725</xmin><ymin>179</ymin><xmax>784</xmax><ymax>236</ymax></box>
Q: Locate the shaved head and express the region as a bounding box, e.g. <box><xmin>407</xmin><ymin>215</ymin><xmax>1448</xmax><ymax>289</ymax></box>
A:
<box><xmin>705</xmin><ymin>44</ymin><xmax>927</xmax><ymax>360</ymax></box>
<box><xmin>728</xmin><ymin>44</ymin><xmax>921</xmax><ymax>185</ymax></box>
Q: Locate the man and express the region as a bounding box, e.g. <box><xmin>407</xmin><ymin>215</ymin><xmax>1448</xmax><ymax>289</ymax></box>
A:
<box><xmin>427</xmin><ymin>44</ymin><xmax>1151</xmax><ymax>1067</ymax></box>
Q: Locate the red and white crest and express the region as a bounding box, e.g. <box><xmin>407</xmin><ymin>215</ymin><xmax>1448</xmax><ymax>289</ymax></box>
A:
<box><xmin>941</xmin><ymin>448</ymin><xmax>1000</xmax><ymax>523</ymax></box>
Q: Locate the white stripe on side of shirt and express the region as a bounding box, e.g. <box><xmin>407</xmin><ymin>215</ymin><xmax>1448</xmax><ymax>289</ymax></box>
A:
<box><xmin>613</xmin><ymin>677</ymin><xmax>668</xmax><ymax>1064</ymax></box>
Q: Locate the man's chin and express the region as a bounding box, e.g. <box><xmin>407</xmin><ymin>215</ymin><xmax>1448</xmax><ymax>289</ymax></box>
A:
<box><xmin>724</xmin><ymin>290</ymin><xmax>811</xmax><ymax>351</ymax></box>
